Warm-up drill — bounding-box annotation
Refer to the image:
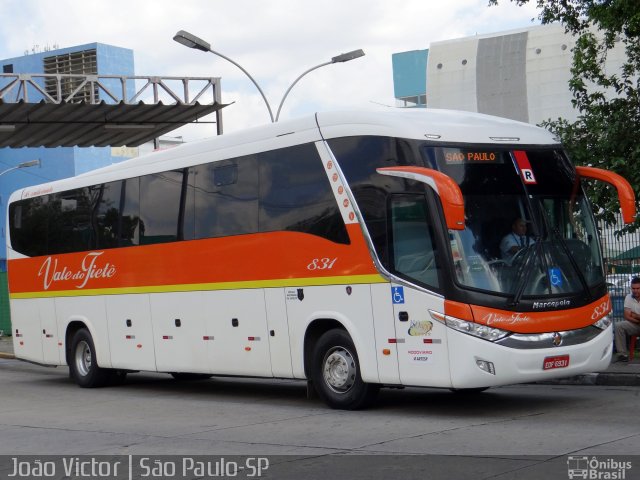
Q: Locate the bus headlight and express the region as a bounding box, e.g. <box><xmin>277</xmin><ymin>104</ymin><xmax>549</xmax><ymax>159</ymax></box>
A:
<box><xmin>444</xmin><ymin>315</ymin><xmax>509</xmax><ymax>341</ymax></box>
<box><xmin>593</xmin><ymin>314</ymin><xmax>613</xmax><ymax>330</ymax></box>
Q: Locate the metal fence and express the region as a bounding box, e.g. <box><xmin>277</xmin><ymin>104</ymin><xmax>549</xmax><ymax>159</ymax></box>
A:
<box><xmin>600</xmin><ymin>221</ymin><xmax>640</xmax><ymax>274</ymax></box>
<box><xmin>599</xmin><ymin>217</ymin><xmax>640</xmax><ymax>322</ymax></box>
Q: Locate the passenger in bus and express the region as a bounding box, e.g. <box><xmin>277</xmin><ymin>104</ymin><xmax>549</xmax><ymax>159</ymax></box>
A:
<box><xmin>614</xmin><ymin>276</ymin><xmax>640</xmax><ymax>362</ymax></box>
<box><xmin>499</xmin><ymin>217</ymin><xmax>534</xmax><ymax>263</ymax></box>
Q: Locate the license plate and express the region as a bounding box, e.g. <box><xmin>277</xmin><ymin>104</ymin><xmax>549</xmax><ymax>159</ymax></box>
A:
<box><xmin>543</xmin><ymin>355</ymin><xmax>570</xmax><ymax>370</ymax></box>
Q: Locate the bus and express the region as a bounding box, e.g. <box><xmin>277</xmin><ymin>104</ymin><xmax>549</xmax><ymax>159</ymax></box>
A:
<box><xmin>5</xmin><ymin>109</ymin><xmax>635</xmax><ymax>409</ymax></box>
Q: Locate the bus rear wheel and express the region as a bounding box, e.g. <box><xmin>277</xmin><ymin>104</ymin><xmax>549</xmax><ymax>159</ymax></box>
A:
<box><xmin>311</xmin><ymin>329</ymin><xmax>379</xmax><ymax>410</ymax></box>
<box><xmin>69</xmin><ymin>328</ymin><xmax>111</xmax><ymax>388</ymax></box>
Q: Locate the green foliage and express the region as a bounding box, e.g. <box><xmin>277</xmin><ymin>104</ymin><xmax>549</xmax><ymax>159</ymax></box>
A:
<box><xmin>489</xmin><ymin>0</ymin><xmax>640</xmax><ymax>232</ymax></box>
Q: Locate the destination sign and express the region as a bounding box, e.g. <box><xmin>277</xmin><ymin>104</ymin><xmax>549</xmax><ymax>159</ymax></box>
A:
<box><xmin>442</xmin><ymin>148</ymin><xmax>504</xmax><ymax>164</ymax></box>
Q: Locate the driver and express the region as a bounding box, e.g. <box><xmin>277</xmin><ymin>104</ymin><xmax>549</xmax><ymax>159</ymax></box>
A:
<box><xmin>500</xmin><ymin>217</ymin><xmax>534</xmax><ymax>262</ymax></box>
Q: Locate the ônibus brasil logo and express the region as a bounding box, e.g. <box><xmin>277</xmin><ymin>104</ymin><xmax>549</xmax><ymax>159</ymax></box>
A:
<box><xmin>567</xmin><ymin>456</ymin><xmax>632</xmax><ymax>479</ymax></box>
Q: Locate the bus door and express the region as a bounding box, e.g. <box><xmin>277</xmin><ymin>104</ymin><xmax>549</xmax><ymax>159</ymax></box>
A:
<box><xmin>388</xmin><ymin>194</ymin><xmax>452</xmax><ymax>387</ymax></box>
<box><xmin>391</xmin><ymin>286</ymin><xmax>451</xmax><ymax>387</ymax></box>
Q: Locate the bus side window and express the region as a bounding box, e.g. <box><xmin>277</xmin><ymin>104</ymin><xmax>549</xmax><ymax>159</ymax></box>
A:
<box><xmin>193</xmin><ymin>158</ymin><xmax>258</xmax><ymax>239</ymax></box>
<box><xmin>94</xmin><ymin>181</ymin><xmax>122</xmax><ymax>249</ymax></box>
<box><xmin>258</xmin><ymin>143</ymin><xmax>349</xmax><ymax>244</ymax></box>
<box><xmin>139</xmin><ymin>171</ymin><xmax>184</xmax><ymax>245</ymax></box>
<box><xmin>48</xmin><ymin>188</ymin><xmax>93</xmax><ymax>254</ymax></box>
<box><xmin>9</xmin><ymin>197</ymin><xmax>49</xmax><ymax>257</ymax></box>
<box><xmin>390</xmin><ymin>194</ymin><xmax>440</xmax><ymax>289</ymax></box>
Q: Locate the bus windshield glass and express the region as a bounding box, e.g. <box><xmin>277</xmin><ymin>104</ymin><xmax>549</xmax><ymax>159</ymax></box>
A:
<box><xmin>422</xmin><ymin>146</ymin><xmax>604</xmax><ymax>297</ymax></box>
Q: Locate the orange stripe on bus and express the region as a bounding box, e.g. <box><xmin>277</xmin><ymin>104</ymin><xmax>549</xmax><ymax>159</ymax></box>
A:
<box><xmin>7</xmin><ymin>224</ymin><xmax>378</xmax><ymax>295</ymax></box>
<box><xmin>470</xmin><ymin>295</ymin><xmax>611</xmax><ymax>334</ymax></box>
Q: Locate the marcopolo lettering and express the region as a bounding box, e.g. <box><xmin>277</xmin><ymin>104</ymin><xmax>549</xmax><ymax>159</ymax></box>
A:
<box><xmin>532</xmin><ymin>299</ymin><xmax>571</xmax><ymax>309</ymax></box>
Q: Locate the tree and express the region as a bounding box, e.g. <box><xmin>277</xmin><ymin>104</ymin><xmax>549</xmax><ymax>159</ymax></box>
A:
<box><xmin>489</xmin><ymin>0</ymin><xmax>640</xmax><ymax>231</ymax></box>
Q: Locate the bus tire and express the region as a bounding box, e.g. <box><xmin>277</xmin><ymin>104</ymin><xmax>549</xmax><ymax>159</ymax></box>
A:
<box><xmin>311</xmin><ymin>329</ymin><xmax>379</xmax><ymax>410</ymax></box>
<box><xmin>69</xmin><ymin>328</ymin><xmax>111</xmax><ymax>388</ymax></box>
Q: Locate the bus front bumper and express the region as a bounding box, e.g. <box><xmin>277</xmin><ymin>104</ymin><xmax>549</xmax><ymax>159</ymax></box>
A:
<box><xmin>446</xmin><ymin>324</ymin><xmax>613</xmax><ymax>389</ymax></box>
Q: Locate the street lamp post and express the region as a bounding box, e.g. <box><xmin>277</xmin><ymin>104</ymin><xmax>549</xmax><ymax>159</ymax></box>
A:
<box><xmin>173</xmin><ymin>30</ymin><xmax>365</xmax><ymax>124</ymax></box>
<box><xmin>0</xmin><ymin>159</ymin><xmax>40</xmax><ymax>178</ymax></box>
<box><xmin>174</xmin><ymin>30</ymin><xmax>275</xmax><ymax>123</ymax></box>
<box><xmin>275</xmin><ymin>49</ymin><xmax>364</xmax><ymax>121</ymax></box>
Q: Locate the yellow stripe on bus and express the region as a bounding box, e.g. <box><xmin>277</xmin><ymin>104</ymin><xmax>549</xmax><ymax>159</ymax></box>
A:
<box><xmin>9</xmin><ymin>274</ymin><xmax>389</xmax><ymax>299</ymax></box>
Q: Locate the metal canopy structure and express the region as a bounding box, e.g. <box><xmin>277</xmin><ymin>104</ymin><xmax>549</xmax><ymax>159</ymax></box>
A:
<box><xmin>0</xmin><ymin>73</ymin><xmax>227</xmax><ymax>147</ymax></box>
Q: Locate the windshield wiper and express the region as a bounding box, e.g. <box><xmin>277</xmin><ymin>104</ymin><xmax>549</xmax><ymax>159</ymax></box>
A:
<box><xmin>508</xmin><ymin>236</ymin><xmax>543</xmax><ymax>307</ymax></box>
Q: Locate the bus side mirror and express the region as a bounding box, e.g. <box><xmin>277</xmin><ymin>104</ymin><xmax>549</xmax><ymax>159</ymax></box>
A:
<box><xmin>575</xmin><ymin>166</ymin><xmax>636</xmax><ymax>224</ymax></box>
<box><xmin>376</xmin><ymin>166</ymin><xmax>465</xmax><ymax>230</ymax></box>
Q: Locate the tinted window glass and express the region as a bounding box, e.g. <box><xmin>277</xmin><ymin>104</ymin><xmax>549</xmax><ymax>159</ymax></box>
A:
<box><xmin>48</xmin><ymin>188</ymin><xmax>95</xmax><ymax>254</ymax></box>
<box><xmin>259</xmin><ymin>143</ymin><xmax>348</xmax><ymax>244</ymax></box>
<box><xmin>10</xmin><ymin>196</ymin><xmax>51</xmax><ymax>257</ymax></box>
<box><xmin>390</xmin><ymin>195</ymin><xmax>440</xmax><ymax>289</ymax></box>
<box><xmin>93</xmin><ymin>179</ymin><xmax>141</xmax><ymax>249</ymax></box>
<box><xmin>93</xmin><ymin>181</ymin><xmax>122</xmax><ymax>249</ymax></box>
<box><xmin>120</xmin><ymin>178</ymin><xmax>141</xmax><ymax>246</ymax></box>
<box><xmin>139</xmin><ymin>171</ymin><xmax>184</xmax><ymax>245</ymax></box>
<box><xmin>194</xmin><ymin>158</ymin><xmax>258</xmax><ymax>239</ymax></box>
<box><xmin>328</xmin><ymin>136</ymin><xmax>429</xmax><ymax>259</ymax></box>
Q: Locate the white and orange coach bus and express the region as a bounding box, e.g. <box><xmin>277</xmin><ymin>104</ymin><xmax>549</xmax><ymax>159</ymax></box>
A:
<box><xmin>6</xmin><ymin>109</ymin><xmax>636</xmax><ymax>409</ymax></box>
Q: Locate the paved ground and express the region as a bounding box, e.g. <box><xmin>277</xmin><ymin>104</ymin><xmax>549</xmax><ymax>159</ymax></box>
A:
<box><xmin>1</xmin><ymin>354</ymin><xmax>639</xmax><ymax>480</ymax></box>
<box><xmin>1</xmin><ymin>334</ymin><xmax>638</xmax><ymax>385</ymax></box>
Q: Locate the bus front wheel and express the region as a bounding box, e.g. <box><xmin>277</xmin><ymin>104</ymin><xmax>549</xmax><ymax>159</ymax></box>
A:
<box><xmin>311</xmin><ymin>329</ymin><xmax>379</xmax><ymax>410</ymax></box>
<box><xmin>69</xmin><ymin>328</ymin><xmax>111</xmax><ymax>388</ymax></box>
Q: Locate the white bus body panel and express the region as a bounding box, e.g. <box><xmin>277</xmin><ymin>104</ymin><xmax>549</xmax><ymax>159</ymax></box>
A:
<box><xmin>264</xmin><ymin>288</ymin><xmax>294</xmax><ymax>378</ymax></box>
<box><xmin>39</xmin><ymin>298</ymin><xmax>60</xmax><ymax>364</ymax></box>
<box><xmin>202</xmin><ymin>289</ymin><xmax>272</xmax><ymax>377</ymax></box>
<box><xmin>285</xmin><ymin>284</ymin><xmax>379</xmax><ymax>383</ymax></box>
<box><xmin>55</xmin><ymin>296</ymin><xmax>112</xmax><ymax>368</ymax></box>
<box><xmin>150</xmin><ymin>292</ymin><xmax>209</xmax><ymax>374</ymax></box>
<box><xmin>370</xmin><ymin>283</ymin><xmax>401</xmax><ymax>384</ymax></box>
<box><xmin>106</xmin><ymin>294</ymin><xmax>156</xmax><ymax>371</ymax></box>
<box><xmin>10</xmin><ymin>299</ymin><xmax>44</xmax><ymax>364</ymax></box>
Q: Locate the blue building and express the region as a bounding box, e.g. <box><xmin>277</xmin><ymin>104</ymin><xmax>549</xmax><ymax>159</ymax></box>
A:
<box><xmin>0</xmin><ymin>43</ymin><xmax>136</xmax><ymax>267</ymax></box>
<box><xmin>391</xmin><ymin>49</ymin><xmax>428</xmax><ymax>108</ymax></box>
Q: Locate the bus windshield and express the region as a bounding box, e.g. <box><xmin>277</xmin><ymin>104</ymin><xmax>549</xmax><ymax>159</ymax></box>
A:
<box><xmin>423</xmin><ymin>146</ymin><xmax>604</xmax><ymax>297</ymax></box>
<box><xmin>328</xmin><ymin>136</ymin><xmax>605</xmax><ymax>302</ymax></box>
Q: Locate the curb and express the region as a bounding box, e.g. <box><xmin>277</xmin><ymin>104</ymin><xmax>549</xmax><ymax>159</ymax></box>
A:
<box><xmin>594</xmin><ymin>373</ymin><xmax>640</xmax><ymax>386</ymax></box>
<box><xmin>0</xmin><ymin>352</ymin><xmax>15</xmax><ymax>360</ymax></box>
<box><xmin>538</xmin><ymin>372</ymin><xmax>640</xmax><ymax>387</ymax></box>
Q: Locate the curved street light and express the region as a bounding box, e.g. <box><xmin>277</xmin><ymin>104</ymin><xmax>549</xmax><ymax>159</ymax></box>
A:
<box><xmin>173</xmin><ymin>30</ymin><xmax>364</xmax><ymax>124</ymax></box>
<box><xmin>0</xmin><ymin>159</ymin><xmax>40</xmax><ymax>178</ymax></box>
<box><xmin>174</xmin><ymin>30</ymin><xmax>275</xmax><ymax>123</ymax></box>
<box><xmin>275</xmin><ymin>49</ymin><xmax>364</xmax><ymax>121</ymax></box>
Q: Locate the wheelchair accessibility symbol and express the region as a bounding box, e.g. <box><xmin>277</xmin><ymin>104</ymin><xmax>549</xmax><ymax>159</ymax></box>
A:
<box><xmin>392</xmin><ymin>286</ymin><xmax>405</xmax><ymax>304</ymax></box>
<box><xmin>549</xmin><ymin>267</ymin><xmax>563</xmax><ymax>287</ymax></box>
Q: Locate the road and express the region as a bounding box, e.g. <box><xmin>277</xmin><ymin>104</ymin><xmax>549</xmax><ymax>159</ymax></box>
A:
<box><xmin>0</xmin><ymin>358</ymin><xmax>638</xmax><ymax>479</ymax></box>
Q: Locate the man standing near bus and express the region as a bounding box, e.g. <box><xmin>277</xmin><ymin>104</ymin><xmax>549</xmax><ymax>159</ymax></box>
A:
<box><xmin>614</xmin><ymin>276</ymin><xmax>640</xmax><ymax>362</ymax></box>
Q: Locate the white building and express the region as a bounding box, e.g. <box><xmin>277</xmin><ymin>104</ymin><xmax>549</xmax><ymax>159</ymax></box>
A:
<box><xmin>393</xmin><ymin>23</ymin><xmax>628</xmax><ymax>125</ymax></box>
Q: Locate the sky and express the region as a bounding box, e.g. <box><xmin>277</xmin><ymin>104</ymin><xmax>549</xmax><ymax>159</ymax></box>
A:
<box><xmin>0</xmin><ymin>0</ymin><xmax>541</xmax><ymax>140</ymax></box>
